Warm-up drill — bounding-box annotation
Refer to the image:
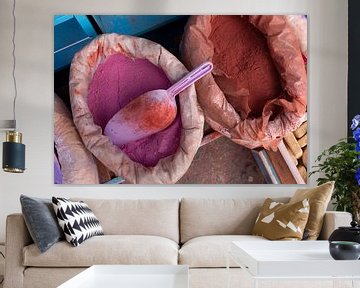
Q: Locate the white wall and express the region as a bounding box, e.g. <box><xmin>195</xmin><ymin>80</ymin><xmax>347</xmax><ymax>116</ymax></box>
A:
<box><xmin>0</xmin><ymin>0</ymin><xmax>348</xmax><ymax>242</ymax></box>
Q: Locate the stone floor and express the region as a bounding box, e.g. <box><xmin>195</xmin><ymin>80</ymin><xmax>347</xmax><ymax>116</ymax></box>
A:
<box><xmin>178</xmin><ymin>135</ymin><xmax>265</xmax><ymax>184</ymax></box>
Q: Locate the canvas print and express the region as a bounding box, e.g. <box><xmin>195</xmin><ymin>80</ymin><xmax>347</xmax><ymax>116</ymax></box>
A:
<box><xmin>54</xmin><ymin>15</ymin><xmax>308</xmax><ymax>185</ymax></box>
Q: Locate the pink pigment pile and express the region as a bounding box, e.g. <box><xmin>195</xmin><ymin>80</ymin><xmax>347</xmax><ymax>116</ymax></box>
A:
<box><xmin>87</xmin><ymin>53</ymin><xmax>182</xmax><ymax>167</ymax></box>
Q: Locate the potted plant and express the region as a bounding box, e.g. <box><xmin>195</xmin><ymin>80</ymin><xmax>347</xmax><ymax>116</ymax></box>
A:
<box><xmin>310</xmin><ymin>115</ymin><xmax>360</xmax><ymax>222</ymax></box>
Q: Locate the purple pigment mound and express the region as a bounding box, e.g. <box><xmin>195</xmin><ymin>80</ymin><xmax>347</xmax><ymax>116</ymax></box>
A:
<box><xmin>88</xmin><ymin>53</ymin><xmax>182</xmax><ymax>167</ymax></box>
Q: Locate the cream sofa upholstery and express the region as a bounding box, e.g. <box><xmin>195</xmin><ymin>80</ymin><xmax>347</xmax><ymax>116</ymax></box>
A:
<box><xmin>180</xmin><ymin>198</ymin><xmax>266</xmax><ymax>243</ymax></box>
<box><xmin>179</xmin><ymin>235</ymin><xmax>265</xmax><ymax>267</ymax></box>
<box><xmin>23</xmin><ymin>235</ymin><xmax>178</xmax><ymax>267</ymax></box>
<box><xmin>4</xmin><ymin>198</ymin><xmax>352</xmax><ymax>288</ymax></box>
<box><xmin>79</xmin><ymin>198</ymin><xmax>180</xmax><ymax>242</ymax></box>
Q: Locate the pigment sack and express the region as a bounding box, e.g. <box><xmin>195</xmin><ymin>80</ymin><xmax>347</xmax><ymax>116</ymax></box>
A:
<box><xmin>54</xmin><ymin>94</ymin><xmax>99</xmax><ymax>184</ymax></box>
<box><xmin>69</xmin><ymin>34</ymin><xmax>204</xmax><ymax>184</ymax></box>
<box><xmin>181</xmin><ymin>15</ymin><xmax>307</xmax><ymax>150</ymax></box>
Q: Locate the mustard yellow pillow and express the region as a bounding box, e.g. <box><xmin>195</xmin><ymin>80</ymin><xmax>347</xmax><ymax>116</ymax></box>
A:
<box><xmin>289</xmin><ymin>181</ymin><xmax>334</xmax><ymax>240</ymax></box>
<box><xmin>252</xmin><ymin>198</ymin><xmax>310</xmax><ymax>240</ymax></box>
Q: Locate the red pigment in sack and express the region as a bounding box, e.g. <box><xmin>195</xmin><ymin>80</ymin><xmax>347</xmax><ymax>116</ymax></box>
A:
<box><xmin>88</xmin><ymin>53</ymin><xmax>181</xmax><ymax>167</ymax></box>
<box><xmin>209</xmin><ymin>16</ymin><xmax>283</xmax><ymax>119</ymax></box>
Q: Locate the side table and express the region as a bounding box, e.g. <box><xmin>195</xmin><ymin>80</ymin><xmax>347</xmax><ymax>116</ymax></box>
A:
<box><xmin>227</xmin><ymin>241</ymin><xmax>360</xmax><ymax>288</ymax></box>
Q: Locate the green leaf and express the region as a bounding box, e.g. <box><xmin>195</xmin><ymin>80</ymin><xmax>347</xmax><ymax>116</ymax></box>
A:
<box><xmin>310</xmin><ymin>138</ymin><xmax>359</xmax><ymax>216</ymax></box>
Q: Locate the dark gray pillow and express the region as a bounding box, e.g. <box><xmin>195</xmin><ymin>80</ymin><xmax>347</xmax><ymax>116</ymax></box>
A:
<box><xmin>20</xmin><ymin>195</ymin><xmax>64</xmax><ymax>253</ymax></box>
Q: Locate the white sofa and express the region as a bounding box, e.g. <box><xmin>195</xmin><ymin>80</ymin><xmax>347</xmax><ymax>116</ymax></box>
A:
<box><xmin>4</xmin><ymin>198</ymin><xmax>352</xmax><ymax>288</ymax></box>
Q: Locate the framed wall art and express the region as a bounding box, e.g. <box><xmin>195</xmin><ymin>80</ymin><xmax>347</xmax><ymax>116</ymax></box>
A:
<box><xmin>54</xmin><ymin>15</ymin><xmax>308</xmax><ymax>185</ymax></box>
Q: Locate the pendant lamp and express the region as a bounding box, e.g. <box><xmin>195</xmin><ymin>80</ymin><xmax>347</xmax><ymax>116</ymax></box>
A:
<box><xmin>1</xmin><ymin>0</ymin><xmax>25</xmax><ymax>173</ymax></box>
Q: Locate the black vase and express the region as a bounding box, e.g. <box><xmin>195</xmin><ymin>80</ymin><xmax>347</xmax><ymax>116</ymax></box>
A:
<box><xmin>329</xmin><ymin>241</ymin><xmax>360</xmax><ymax>260</ymax></box>
<box><xmin>328</xmin><ymin>221</ymin><xmax>360</xmax><ymax>244</ymax></box>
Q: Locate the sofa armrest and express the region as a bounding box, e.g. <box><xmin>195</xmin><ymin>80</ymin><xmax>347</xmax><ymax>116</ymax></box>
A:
<box><xmin>318</xmin><ymin>211</ymin><xmax>352</xmax><ymax>240</ymax></box>
<box><xmin>4</xmin><ymin>214</ymin><xmax>32</xmax><ymax>288</ymax></box>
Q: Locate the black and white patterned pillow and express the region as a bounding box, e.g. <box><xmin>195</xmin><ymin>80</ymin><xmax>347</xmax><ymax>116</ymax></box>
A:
<box><xmin>52</xmin><ymin>197</ymin><xmax>103</xmax><ymax>247</ymax></box>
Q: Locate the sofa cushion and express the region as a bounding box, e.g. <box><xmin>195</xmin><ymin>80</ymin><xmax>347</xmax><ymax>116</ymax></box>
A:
<box><xmin>20</xmin><ymin>195</ymin><xmax>64</xmax><ymax>253</ymax></box>
<box><xmin>252</xmin><ymin>198</ymin><xmax>310</xmax><ymax>240</ymax></box>
<box><xmin>290</xmin><ymin>181</ymin><xmax>334</xmax><ymax>240</ymax></box>
<box><xmin>72</xmin><ymin>199</ymin><xmax>179</xmax><ymax>243</ymax></box>
<box><xmin>23</xmin><ymin>235</ymin><xmax>178</xmax><ymax>267</ymax></box>
<box><xmin>52</xmin><ymin>197</ymin><xmax>104</xmax><ymax>247</ymax></box>
<box><xmin>180</xmin><ymin>198</ymin><xmax>288</xmax><ymax>243</ymax></box>
<box><xmin>179</xmin><ymin>235</ymin><xmax>267</xmax><ymax>268</ymax></box>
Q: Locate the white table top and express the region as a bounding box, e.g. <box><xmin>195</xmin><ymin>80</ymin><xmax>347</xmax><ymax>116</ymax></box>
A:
<box><xmin>58</xmin><ymin>265</ymin><xmax>189</xmax><ymax>288</ymax></box>
<box><xmin>231</xmin><ymin>241</ymin><xmax>360</xmax><ymax>278</ymax></box>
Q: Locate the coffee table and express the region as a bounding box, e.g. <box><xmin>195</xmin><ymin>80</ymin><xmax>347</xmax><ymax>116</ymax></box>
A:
<box><xmin>228</xmin><ymin>241</ymin><xmax>360</xmax><ymax>288</ymax></box>
<box><xmin>58</xmin><ymin>265</ymin><xmax>189</xmax><ymax>288</ymax></box>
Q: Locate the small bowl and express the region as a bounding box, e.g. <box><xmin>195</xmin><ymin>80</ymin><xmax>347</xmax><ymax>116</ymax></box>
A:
<box><xmin>329</xmin><ymin>241</ymin><xmax>360</xmax><ymax>260</ymax></box>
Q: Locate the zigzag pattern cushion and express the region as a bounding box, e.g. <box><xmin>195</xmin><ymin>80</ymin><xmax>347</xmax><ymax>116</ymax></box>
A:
<box><xmin>52</xmin><ymin>197</ymin><xmax>104</xmax><ymax>247</ymax></box>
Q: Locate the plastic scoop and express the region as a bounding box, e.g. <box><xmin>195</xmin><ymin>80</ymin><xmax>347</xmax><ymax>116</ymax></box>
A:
<box><xmin>104</xmin><ymin>61</ymin><xmax>213</xmax><ymax>146</ymax></box>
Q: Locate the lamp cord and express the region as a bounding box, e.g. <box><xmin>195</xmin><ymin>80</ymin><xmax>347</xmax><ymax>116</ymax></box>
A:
<box><xmin>11</xmin><ymin>0</ymin><xmax>17</xmax><ymax>129</ymax></box>
<box><xmin>0</xmin><ymin>251</ymin><xmax>4</xmax><ymax>284</ymax></box>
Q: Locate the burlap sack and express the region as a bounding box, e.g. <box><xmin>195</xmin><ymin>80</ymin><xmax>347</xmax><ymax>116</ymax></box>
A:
<box><xmin>54</xmin><ymin>94</ymin><xmax>99</xmax><ymax>184</ymax></box>
<box><xmin>69</xmin><ymin>34</ymin><xmax>204</xmax><ymax>184</ymax></box>
<box><xmin>286</xmin><ymin>15</ymin><xmax>307</xmax><ymax>57</ymax></box>
<box><xmin>181</xmin><ymin>15</ymin><xmax>307</xmax><ymax>150</ymax></box>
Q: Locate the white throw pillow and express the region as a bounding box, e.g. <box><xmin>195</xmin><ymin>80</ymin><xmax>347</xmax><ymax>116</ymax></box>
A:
<box><xmin>52</xmin><ymin>197</ymin><xmax>103</xmax><ymax>247</ymax></box>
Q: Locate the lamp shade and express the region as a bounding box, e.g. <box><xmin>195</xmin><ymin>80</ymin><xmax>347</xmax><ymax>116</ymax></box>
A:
<box><xmin>2</xmin><ymin>131</ymin><xmax>25</xmax><ymax>173</ymax></box>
